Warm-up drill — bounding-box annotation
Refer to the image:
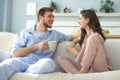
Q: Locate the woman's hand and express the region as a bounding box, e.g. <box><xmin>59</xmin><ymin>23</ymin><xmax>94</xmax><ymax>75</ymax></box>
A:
<box><xmin>66</xmin><ymin>45</ymin><xmax>73</xmax><ymax>53</ymax></box>
<box><xmin>66</xmin><ymin>45</ymin><xmax>78</xmax><ymax>56</ymax></box>
<box><xmin>77</xmin><ymin>68</ymin><xmax>88</xmax><ymax>74</ymax></box>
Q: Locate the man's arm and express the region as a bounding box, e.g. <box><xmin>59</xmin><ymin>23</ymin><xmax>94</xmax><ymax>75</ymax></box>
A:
<box><xmin>12</xmin><ymin>41</ymin><xmax>48</xmax><ymax>57</ymax></box>
<box><xmin>70</xmin><ymin>31</ymin><xmax>81</xmax><ymax>43</ymax></box>
<box><xmin>12</xmin><ymin>44</ymin><xmax>37</xmax><ymax>57</ymax></box>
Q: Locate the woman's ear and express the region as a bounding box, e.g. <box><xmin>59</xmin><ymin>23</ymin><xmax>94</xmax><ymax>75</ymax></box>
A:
<box><xmin>86</xmin><ymin>18</ymin><xmax>89</xmax><ymax>24</ymax></box>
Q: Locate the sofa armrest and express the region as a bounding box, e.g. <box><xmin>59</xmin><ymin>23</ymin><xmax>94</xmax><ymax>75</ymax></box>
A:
<box><xmin>0</xmin><ymin>32</ymin><xmax>18</xmax><ymax>53</ymax></box>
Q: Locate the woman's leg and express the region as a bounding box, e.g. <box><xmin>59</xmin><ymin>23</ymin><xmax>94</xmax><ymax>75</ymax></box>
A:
<box><xmin>57</xmin><ymin>56</ymin><xmax>81</xmax><ymax>74</ymax></box>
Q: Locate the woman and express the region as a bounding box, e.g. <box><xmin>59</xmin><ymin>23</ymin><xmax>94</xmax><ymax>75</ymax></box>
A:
<box><xmin>57</xmin><ymin>9</ymin><xmax>112</xmax><ymax>74</ymax></box>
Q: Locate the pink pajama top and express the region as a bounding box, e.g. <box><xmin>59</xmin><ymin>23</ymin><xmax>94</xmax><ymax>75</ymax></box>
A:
<box><xmin>75</xmin><ymin>31</ymin><xmax>112</xmax><ymax>73</ymax></box>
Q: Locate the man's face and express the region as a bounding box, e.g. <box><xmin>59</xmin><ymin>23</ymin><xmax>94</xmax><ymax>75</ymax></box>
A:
<box><xmin>43</xmin><ymin>11</ymin><xmax>54</xmax><ymax>28</ymax></box>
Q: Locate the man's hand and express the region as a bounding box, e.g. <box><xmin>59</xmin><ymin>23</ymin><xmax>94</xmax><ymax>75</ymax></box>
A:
<box><xmin>73</xmin><ymin>37</ymin><xmax>80</xmax><ymax>43</ymax></box>
<box><xmin>71</xmin><ymin>29</ymin><xmax>81</xmax><ymax>42</ymax></box>
<box><xmin>36</xmin><ymin>41</ymin><xmax>49</xmax><ymax>50</ymax></box>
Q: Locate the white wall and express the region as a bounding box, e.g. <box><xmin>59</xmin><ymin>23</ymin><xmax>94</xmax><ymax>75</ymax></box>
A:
<box><xmin>1</xmin><ymin>0</ymin><xmax>120</xmax><ymax>33</ymax></box>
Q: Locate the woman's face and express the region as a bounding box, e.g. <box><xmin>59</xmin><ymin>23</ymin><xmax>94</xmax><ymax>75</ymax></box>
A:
<box><xmin>78</xmin><ymin>14</ymin><xmax>89</xmax><ymax>29</ymax></box>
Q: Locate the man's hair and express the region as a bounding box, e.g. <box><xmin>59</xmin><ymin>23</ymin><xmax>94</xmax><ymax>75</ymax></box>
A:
<box><xmin>37</xmin><ymin>7</ymin><xmax>54</xmax><ymax>21</ymax></box>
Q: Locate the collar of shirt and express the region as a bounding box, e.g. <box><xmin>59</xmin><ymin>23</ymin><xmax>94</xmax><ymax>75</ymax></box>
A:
<box><xmin>26</xmin><ymin>24</ymin><xmax>52</xmax><ymax>34</ymax></box>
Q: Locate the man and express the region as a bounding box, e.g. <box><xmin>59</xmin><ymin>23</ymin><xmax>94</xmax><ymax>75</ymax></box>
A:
<box><xmin>0</xmin><ymin>7</ymin><xmax>79</xmax><ymax>80</ymax></box>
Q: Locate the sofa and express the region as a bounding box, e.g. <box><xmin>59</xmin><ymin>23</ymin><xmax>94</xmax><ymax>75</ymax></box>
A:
<box><xmin>0</xmin><ymin>32</ymin><xmax>120</xmax><ymax>80</ymax></box>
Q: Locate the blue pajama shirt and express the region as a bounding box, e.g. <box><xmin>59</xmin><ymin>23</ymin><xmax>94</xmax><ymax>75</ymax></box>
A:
<box><xmin>0</xmin><ymin>25</ymin><xmax>70</xmax><ymax>80</ymax></box>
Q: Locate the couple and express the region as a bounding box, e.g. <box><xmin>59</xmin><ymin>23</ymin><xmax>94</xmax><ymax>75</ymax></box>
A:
<box><xmin>0</xmin><ymin>7</ymin><xmax>111</xmax><ymax>80</ymax></box>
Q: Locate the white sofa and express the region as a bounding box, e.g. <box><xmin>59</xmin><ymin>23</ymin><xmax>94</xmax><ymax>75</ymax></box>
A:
<box><xmin>0</xmin><ymin>32</ymin><xmax>120</xmax><ymax>80</ymax></box>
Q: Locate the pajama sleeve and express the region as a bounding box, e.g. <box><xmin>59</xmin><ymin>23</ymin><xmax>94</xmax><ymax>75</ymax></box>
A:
<box><xmin>81</xmin><ymin>36</ymin><xmax>98</xmax><ymax>70</ymax></box>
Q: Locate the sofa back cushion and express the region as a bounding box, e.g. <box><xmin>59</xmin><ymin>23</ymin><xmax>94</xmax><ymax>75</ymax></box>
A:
<box><xmin>53</xmin><ymin>41</ymin><xmax>78</xmax><ymax>72</ymax></box>
<box><xmin>0</xmin><ymin>32</ymin><xmax>18</xmax><ymax>54</ymax></box>
<box><xmin>105</xmin><ymin>39</ymin><xmax>120</xmax><ymax>70</ymax></box>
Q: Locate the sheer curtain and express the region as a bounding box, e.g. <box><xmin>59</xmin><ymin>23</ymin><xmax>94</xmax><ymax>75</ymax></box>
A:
<box><xmin>0</xmin><ymin>0</ymin><xmax>12</xmax><ymax>32</ymax></box>
<box><xmin>0</xmin><ymin>0</ymin><xmax>5</xmax><ymax>31</ymax></box>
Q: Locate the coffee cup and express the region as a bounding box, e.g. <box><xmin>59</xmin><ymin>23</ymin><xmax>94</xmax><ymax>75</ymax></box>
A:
<box><xmin>48</xmin><ymin>41</ymin><xmax>57</xmax><ymax>51</ymax></box>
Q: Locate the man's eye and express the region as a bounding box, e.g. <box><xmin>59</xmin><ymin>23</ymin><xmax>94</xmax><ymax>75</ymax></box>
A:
<box><xmin>48</xmin><ymin>16</ymin><xmax>54</xmax><ymax>18</ymax></box>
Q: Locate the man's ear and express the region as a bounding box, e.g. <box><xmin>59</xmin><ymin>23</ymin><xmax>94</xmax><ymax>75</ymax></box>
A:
<box><xmin>39</xmin><ymin>15</ymin><xmax>43</xmax><ymax>21</ymax></box>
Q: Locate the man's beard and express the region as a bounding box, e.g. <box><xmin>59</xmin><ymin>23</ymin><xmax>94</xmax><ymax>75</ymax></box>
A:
<box><xmin>43</xmin><ymin>20</ymin><xmax>52</xmax><ymax>28</ymax></box>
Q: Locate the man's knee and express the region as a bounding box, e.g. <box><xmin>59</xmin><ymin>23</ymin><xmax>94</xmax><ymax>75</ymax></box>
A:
<box><xmin>25</xmin><ymin>58</ymin><xmax>56</xmax><ymax>74</ymax></box>
<box><xmin>44</xmin><ymin>58</ymin><xmax>56</xmax><ymax>72</ymax></box>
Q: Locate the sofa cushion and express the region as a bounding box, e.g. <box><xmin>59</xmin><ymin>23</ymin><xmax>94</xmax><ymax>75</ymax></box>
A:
<box><xmin>0</xmin><ymin>32</ymin><xmax>18</xmax><ymax>53</ymax></box>
<box><xmin>10</xmin><ymin>70</ymin><xmax>120</xmax><ymax>80</ymax></box>
<box><xmin>105</xmin><ymin>39</ymin><xmax>120</xmax><ymax>70</ymax></box>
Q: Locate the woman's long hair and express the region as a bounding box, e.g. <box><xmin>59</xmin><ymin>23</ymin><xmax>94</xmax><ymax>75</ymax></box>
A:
<box><xmin>79</xmin><ymin>9</ymin><xmax>106</xmax><ymax>47</ymax></box>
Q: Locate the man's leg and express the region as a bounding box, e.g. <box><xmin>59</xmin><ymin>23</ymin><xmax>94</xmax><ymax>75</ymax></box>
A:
<box><xmin>0</xmin><ymin>58</ymin><xmax>28</xmax><ymax>80</ymax></box>
<box><xmin>0</xmin><ymin>50</ymin><xmax>11</xmax><ymax>63</ymax></box>
<box><xmin>25</xmin><ymin>58</ymin><xmax>56</xmax><ymax>74</ymax></box>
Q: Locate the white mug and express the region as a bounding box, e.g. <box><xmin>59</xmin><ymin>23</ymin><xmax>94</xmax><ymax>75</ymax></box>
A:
<box><xmin>48</xmin><ymin>41</ymin><xmax>57</xmax><ymax>51</ymax></box>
